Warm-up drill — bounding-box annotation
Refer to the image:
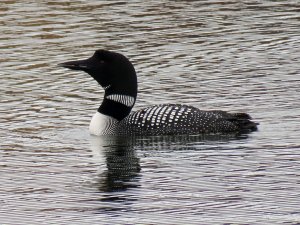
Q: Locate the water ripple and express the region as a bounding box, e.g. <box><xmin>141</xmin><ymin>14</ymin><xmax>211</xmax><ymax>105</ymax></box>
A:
<box><xmin>1</xmin><ymin>1</ymin><xmax>300</xmax><ymax>224</ymax></box>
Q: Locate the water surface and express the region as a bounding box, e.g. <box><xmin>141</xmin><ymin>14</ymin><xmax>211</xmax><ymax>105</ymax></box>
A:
<box><xmin>1</xmin><ymin>1</ymin><xmax>300</xmax><ymax>224</ymax></box>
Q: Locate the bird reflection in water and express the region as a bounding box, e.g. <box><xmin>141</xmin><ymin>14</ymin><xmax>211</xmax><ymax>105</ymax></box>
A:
<box><xmin>90</xmin><ymin>132</ymin><xmax>250</xmax><ymax>194</ymax></box>
<box><xmin>90</xmin><ymin>136</ymin><xmax>141</xmax><ymax>193</ymax></box>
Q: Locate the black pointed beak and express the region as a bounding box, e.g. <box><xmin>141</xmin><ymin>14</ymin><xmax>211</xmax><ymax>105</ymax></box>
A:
<box><xmin>58</xmin><ymin>59</ymin><xmax>90</xmax><ymax>71</ymax></box>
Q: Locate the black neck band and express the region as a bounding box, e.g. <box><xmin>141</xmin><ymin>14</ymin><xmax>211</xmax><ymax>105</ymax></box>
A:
<box><xmin>98</xmin><ymin>98</ymin><xmax>133</xmax><ymax>121</ymax></box>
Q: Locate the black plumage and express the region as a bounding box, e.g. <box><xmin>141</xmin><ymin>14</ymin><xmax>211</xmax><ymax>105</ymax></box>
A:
<box><xmin>59</xmin><ymin>50</ymin><xmax>258</xmax><ymax>136</ymax></box>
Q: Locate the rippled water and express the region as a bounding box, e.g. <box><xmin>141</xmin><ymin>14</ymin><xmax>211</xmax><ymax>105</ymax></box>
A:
<box><xmin>1</xmin><ymin>1</ymin><xmax>300</xmax><ymax>224</ymax></box>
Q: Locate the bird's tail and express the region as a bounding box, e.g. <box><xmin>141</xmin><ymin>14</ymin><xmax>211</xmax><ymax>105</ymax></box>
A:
<box><xmin>228</xmin><ymin>112</ymin><xmax>259</xmax><ymax>132</ymax></box>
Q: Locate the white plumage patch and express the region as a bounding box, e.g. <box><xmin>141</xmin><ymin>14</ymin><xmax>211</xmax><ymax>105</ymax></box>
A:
<box><xmin>89</xmin><ymin>112</ymin><xmax>118</xmax><ymax>135</ymax></box>
<box><xmin>106</xmin><ymin>94</ymin><xmax>135</xmax><ymax>107</ymax></box>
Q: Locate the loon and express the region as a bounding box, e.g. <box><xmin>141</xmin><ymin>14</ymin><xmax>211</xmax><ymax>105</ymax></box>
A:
<box><xmin>59</xmin><ymin>50</ymin><xmax>258</xmax><ymax>136</ymax></box>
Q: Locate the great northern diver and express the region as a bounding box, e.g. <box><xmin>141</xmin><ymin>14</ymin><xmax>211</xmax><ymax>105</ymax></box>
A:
<box><xmin>59</xmin><ymin>50</ymin><xmax>258</xmax><ymax>136</ymax></box>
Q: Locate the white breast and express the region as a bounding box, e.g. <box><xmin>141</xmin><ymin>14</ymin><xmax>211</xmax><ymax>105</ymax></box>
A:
<box><xmin>89</xmin><ymin>112</ymin><xmax>118</xmax><ymax>135</ymax></box>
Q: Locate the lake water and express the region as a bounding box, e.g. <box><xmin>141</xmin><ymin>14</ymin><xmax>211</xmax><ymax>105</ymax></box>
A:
<box><xmin>1</xmin><ymin>1</ymin><xmax>300</xmax><ymax>224</ymax></box>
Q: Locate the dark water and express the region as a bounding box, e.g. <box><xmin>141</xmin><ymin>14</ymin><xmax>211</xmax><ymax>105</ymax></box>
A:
<box><xmin>1</xmin><ymin>1</ymin><xmax>300</xmax><ymax>224</ymax></box>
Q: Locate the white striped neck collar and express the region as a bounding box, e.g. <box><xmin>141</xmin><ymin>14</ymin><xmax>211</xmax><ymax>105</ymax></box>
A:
<box><xmin>105</xmin><ymin>94</ymin><xmax>135</xmax><ymax>107</ymax></box>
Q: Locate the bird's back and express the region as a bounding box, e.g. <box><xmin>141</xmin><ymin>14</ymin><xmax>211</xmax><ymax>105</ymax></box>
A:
<box><xmin>117</xmin><ymin>104</ymin><xmax>257</xmax><ymax>135</ymax></box>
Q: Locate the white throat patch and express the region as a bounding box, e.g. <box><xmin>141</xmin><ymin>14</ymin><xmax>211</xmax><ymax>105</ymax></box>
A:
<box><xmin>89</xmin><ymin>112</ymin><xmax>118</xmax><ymax>135</ymax></box>
<box><xmin>106</xmin><ymin>94</ymin><xmax>135</xmax><ymax>107</ymax></box>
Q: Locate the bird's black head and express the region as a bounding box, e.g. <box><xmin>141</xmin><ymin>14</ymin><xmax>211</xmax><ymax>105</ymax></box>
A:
<box><xmin>59</xmin><ymin>50</ymin><xmax>138</xmax><ymax>121</ymax></box>
<box><xmin>59</xmin><ymin>50</ymin><xmax>137</xmax><ymax>97</ymax></box>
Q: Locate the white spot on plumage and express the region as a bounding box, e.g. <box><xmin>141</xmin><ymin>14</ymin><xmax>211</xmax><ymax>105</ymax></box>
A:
<box><xmin>103</xmin><ymin>85</ymin><xmax>111</xmax><ymax>90</ymax></box>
